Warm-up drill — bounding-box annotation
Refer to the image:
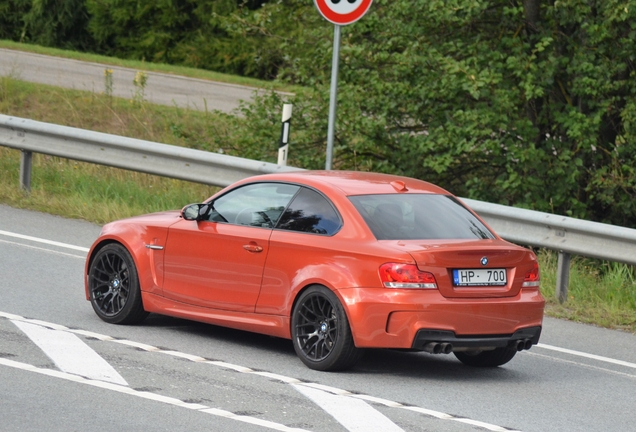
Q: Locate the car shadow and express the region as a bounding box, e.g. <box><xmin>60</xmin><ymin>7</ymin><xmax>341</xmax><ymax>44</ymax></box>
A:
<box><xmin>141</xmin><ymin>313</ymin><xmax>295</xmax><ymax>355</ymax></box>
<box><xmin>352</xmin><ymin>349</ymin><xmax>532</xmax><ymax>382</ymax></box>
<box><xmin>139</xmin><ymin>313</ymin><xmax>533</xmax><ymax>381</ymax></box>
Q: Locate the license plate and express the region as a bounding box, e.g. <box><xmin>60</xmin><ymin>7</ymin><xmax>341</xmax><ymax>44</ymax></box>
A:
<box><xmin>452</xmin><ymin>269</ymin><xmax>507</xmax><ymax>286</ymax></box>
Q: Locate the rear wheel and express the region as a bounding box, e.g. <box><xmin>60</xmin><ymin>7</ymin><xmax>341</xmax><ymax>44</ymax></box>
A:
<box><xmin>88</xmin><ymin>243</ymin><xmax>148</xmax><ymax>324</ymax></box>
<box><xmin>454</xmin><ymin>347</ymin><xmax>517</xmax><ymax>367</ymax></box>
<box><xmin>291</xmin><ymin>285</ymin><xmax>363</xmax><ymax>371</ymax></box>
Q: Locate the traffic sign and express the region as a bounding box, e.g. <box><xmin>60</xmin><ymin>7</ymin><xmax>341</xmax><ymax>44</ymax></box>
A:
<box><xmin>314</xmin><ymin>0</ymin><xmax>373</xmax><ymax>26</ymax></box>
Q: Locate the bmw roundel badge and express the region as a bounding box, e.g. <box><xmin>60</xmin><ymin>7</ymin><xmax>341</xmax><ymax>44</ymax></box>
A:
<box><xmin>480</xmin><ymin>257</ymin><xmax>488</xmax><ymax>266</ymax></box>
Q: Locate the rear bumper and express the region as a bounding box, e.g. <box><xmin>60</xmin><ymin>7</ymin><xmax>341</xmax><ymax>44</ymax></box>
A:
<box><xmin>412</xmin><ymin>326</ymin><xmax>542</xmax><ymax>351</ymax></box>
<box><xmin>335</xmin><ymin>287</ymin><xmax>545</xmax><ymax>349</ymax></box>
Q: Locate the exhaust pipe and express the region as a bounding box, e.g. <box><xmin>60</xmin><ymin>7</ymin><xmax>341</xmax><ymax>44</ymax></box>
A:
<box><xmin>512</xmin><ymin>339</ymin><xmax>533</xmax><ymax>351</ymax></box>
<box><xmin>423</xmin><ymin>342</ymin><xmax>453</xmax><ymax>354</ymax></box>
<box><xmin>424</xmin><ymin>342</ymin><xmax>442</xmax><ymax>354</ymax></box>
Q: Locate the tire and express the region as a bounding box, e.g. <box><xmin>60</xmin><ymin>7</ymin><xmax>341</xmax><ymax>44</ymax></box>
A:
<box><xmin>88</xmin><ymin>243</ymin><xmax>148</xmax><ymax>325</ymax></box>
<box><xmin>291</xmin><ymin>285</ymin><xmax>363</xmax><ymax>371</ymax></box>
<box><xmin>454</xmin><ymin>347</ymin><xmax>517</xmax><ymax>367</ymax></box>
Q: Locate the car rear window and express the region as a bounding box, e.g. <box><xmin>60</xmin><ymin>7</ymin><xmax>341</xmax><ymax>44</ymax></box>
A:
<box><xmin>349</xmin><ymin>194</ymin><xmax>495</xmax><ymax>240</ymax></box>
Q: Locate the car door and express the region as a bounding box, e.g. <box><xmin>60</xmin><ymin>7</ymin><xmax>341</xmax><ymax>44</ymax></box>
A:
<box><xmin>256</xmin><ymin>187</ymin><xmax>345</xmax><ymax>315</ymax></box>
<box><xmin>162</xmin><ymin>182</ymin><xmax>300</xmax><ymax>312</ymax></box>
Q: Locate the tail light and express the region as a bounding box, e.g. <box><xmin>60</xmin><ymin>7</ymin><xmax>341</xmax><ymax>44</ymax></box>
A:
<box><xmin>379</xmin><ymin>263</ymin><xmax>438</xmax><ymax>289</ymax></box>
<box><xmin>522</xmin><ymin>262</ymin><xmax>540</xmax><ymax>288</ymax></box>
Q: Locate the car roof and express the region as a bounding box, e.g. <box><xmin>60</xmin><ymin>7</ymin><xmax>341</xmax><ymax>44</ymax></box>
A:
<box><xmin>242</xmin><ymin>170</ymin><xmax>451</xmax><ymax>196</ymax></box>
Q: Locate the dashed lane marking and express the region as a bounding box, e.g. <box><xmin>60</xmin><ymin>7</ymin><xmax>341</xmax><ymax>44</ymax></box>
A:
<box><xmin>527</xmin><ymin>351</ymin><xmax>636</xmax><ymax>380</ymax></box>
<box><xmin>1</xmin><ymin>311</ymin><xmax>521</xmax><ymax>432</ymax></box>
<box><xmin>0</xmin><ymin>357</ymin><xmax>309</xmax><ymax>432</ymax></box>
<box><xmin>537</xmin><ymin>343</ymin><xmax>636</xmax><ymax>370</ymax></box>
<box><xmin>0</xmin><ymin>238</ymin><xmax>86</xmax><ymax>259</ymax></box>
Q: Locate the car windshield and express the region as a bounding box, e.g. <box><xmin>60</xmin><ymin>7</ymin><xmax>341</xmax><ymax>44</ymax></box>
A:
<box><xmin>349</xmin><ymin>194</ymin><xmax>495</xmax><ymax>240</ymax></box>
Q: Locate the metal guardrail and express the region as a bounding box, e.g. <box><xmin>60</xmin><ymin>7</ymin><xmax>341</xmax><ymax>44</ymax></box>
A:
<box><xmin>463</xmin><ymin>199</ymin><xmax>636</xmax><ymax>302</ymax></box>
<box><xmin>1</xmin><ymin>114</ymin><xmax>635</xmax><ymax>302</ymax></box>
<box><xmin>0</xmin><ymin>115</ymin><xmax>301</xmax><ymax>190</ymax></box>
<box><xmin>463</xmin><ymin>199</ymin><xmax>636</xmax><ymax>265</ymax></box>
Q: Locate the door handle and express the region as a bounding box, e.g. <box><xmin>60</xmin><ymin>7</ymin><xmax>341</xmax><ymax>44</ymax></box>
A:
<box><xmin>243</xmin><ymin>243</ymin><xmax>263</xmax><ymax>253</ymax></box>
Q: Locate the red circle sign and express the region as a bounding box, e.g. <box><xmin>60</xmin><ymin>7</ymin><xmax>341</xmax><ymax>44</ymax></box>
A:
<box><xmin>314</xmin><ymin>0</ymin><xmax>373</xmax><ymax>26</ymax></box>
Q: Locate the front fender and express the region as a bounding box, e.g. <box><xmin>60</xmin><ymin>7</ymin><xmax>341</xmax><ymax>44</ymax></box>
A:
<box><xmin>84</xmin><ymin>222</ymin><xmax>169</xmax><ymax>300</ymax></box>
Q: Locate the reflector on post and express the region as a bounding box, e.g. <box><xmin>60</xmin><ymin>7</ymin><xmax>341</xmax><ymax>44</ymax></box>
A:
<box><xmin>278</xmin><ymin>104</ymin><xmax>292</xmax><ymax>166</ymax></box>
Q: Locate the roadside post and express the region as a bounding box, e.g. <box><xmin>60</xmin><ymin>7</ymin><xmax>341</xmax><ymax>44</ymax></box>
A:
<box><xmin>314</xmin><ymin>0</ymin><xmax>373</xmax><ymax>170</ymax></box>
<box><xmin>278</xmin><ymin>104</ymin><xmax>292</xmax><ymax>166</ymax></box>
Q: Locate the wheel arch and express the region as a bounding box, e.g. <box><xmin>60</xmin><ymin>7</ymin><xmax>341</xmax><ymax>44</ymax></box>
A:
<box><xmin>84</xmin><ymin>236</ymin><xmax>149</xmax><ymax>300</ymax></box>
<box><xmin>288</xmin><ymin>282</ymin><xmax>357</xmax><ymax>345</ymax></box>
<box><xmin>85</xmin><ymin>239</ymin><xmax>122</xmax><ymax>300</ymax></box>
<box><xmin>86</xmin><ymin>241</ymin><xmax>149</xmax><ymax>324</ymax></box>
<box><xmin>289</xmin><ymin>283</ymin><xmax>363</xmax><ymax>370</ymax></box>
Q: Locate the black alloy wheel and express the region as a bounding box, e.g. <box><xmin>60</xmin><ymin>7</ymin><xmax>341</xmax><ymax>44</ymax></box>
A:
<box><xmin>291</xmin><ymin>285</ymin><xmax>362</xmax><ymax>371</ymax></box>
<box><xmin>88</xmin><ymin>243</ymin><xmax>148</xmax><ymax>324</ymax></box>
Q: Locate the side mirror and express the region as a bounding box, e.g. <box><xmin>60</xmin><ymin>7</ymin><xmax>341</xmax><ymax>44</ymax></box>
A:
<box><xmin>181</xmin><ymin>203</ymin><xmax>209</xmax><ymax>221</ymax></box>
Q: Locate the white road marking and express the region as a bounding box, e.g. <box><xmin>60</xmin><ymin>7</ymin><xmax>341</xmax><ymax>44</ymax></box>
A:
<box><xmin>537</xmin><ymin>343</ymin><xmax>636</xmax><ymax>370</ymax></box>
<box><xmin>3</xmin><ymin>231</ymin><xmax>633</xmax><ymax>375</ymax></box>
<box><xmin>1</xmin><ymin>311</ymin><xmax>521</xmax><ymax>432</ymax></box>
<box><xmin>0</xmin><ymin>229</ymin><xmax>90</xmax><ymax>252</ymax></box>
<box><xmin>12</xmin><ymin>320</ymin><xmax>128</xmax><ymax>386</ymax></box>
<box><xmin>0</xmin><ymin>238</ymin><xmax>86</xmax><ymax>259</ymax></box>
<box><xmin>527</xmin><ymin>352</ymin><xmax>636</xmax><ymax>380</ymax></box>
<box><xmin>297</xmin><ymin>384</ymin><xmax>518</xmax><ymax>432</ymax></box>
<box><xmin>452</xmin><ymin>418</ymin><xmax>519</xmax><ymax>432</ymax></box>
<box><xmin>0</xmin><ymin>357</ymin><xmax>309</xmax><ymax>432</ymax></box>
<box><xmin>1</xmin><ymin>226</ymin><xmax>633</xmax><ymax>432</ymax></box>
<box><xmin>293</xmin><ymin>383</ymin><xmax>404</xmax><ymax>432</ymax></box>
<box><xmin>251</xmin><ymin>371</ymin><xmax>301</xmax><ymax>384</ymax></box>
<box><xmin>349</xmin><ymin>393</ymin><xmax>403</xmax><ymax>407</ymax></box>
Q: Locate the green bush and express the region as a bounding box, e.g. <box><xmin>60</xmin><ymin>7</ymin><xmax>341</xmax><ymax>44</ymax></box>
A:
<box><xmin>232</xmin><ymin>0</ymin><xmax>636</xmax><ymax>227</ymax></box>
<box><xmin>1</xmin><ymin>0</ymin><xmax>635</xmax><ymax>228</ymax></box>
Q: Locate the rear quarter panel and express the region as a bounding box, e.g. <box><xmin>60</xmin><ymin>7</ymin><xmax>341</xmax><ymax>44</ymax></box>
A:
<box><xmin>256</xmin><ymin>230</ymin><xmax>414</xmax><ymax>318</ymax></box>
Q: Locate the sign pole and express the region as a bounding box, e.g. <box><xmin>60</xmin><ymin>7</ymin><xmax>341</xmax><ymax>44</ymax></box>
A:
<box><xmin>325</xmin><ymin>25</ymin><xmax>341</xmax><ymax>170</ymax></box>
<box><xmin>314</xmin><ymin>0</ymin><xmax>372</xmax><ymax>170</ymax></box>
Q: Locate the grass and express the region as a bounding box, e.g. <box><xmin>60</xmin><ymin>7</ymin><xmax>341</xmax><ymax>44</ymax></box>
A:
<box><xmin>0</xmin><ymin>149</ymin><xmax>218</xmax><ymax>223</ymax></box>
<box><xmin>0</xmin><ymin>76</ymin><xmax>227</xmax><ymax>223</ymax></box>
<box><xmin>538</xmin><ymin>252</ymin><xmax>636</xmax><ymax>333</ymax></box>
<box><xmin>1</xmin><ymin>67</ymin><xmax>634</xmax><ymax>334</ymax></box>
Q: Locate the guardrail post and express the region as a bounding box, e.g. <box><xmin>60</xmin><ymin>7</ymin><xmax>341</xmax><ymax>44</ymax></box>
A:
<box><xmin>556</xmin><ymin>251</ymin><xmax>571</xmax><ymax>303</ymax></box>
<box><xmin>20</xmin><ymin>150</ymin><xmax>32</xmax><ymax>192</ymax></box>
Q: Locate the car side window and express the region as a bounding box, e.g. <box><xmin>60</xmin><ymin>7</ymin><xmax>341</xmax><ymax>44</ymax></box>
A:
<box><xmin>276</xmin><ymin>187</ymin><xmax>342</xmax><ymax>235</ymax></box>
<box><xmin>208</xmin><ymin>183</ymin><xmax>300</xmax><ymax>228</ymax></box>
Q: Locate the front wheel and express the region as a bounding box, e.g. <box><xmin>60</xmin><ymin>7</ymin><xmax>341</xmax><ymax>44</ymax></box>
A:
<box><xmin>291</xmin><ymin>285</ymin><xmax>363</xmax><ymax>371</ymax></box>
<box><xmin>88</xmin><ymin>243</ymin><xmax>148</xmax><ymax>325</ymax></box>
<box><xmin>454</xmin><ymin>347</ymin><xmax>517</xmax><ymax>367</ymax></box>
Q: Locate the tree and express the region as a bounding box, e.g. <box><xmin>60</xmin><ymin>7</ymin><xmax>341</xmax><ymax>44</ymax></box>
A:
<box><xmin>0</xmin><ymin>0</ymin><xmax>92</xmax><ymax>49</ymax></box>
<box><xmin>227</xmin><ymin>0</ymin><xmax>636</xmax><ymax>227</ymax></box>
<box><xmin>24</xmin><ymin>0</ymin><xmax>92</xmax><ymax>50</ymax></box>
<box><xmin>0</xmin><ymin>0</ymin><xmax>30</xmax><ymax>41</ymax></box>
<box><xmin>85</xmin><ymin>0</ymin><xmax>292</xmax><ymax>78</ymax></box>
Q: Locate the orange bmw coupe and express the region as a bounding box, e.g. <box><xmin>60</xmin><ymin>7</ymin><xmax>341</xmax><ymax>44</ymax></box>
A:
<box><xmin>85</xmin><ymin>171</ymin><xmax>544</xmax><ymax>371</ymax></box>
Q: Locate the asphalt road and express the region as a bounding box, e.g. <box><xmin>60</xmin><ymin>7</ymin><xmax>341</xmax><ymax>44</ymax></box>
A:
<box><xmin>0</xmin><ymin>48</ymin><xmax>263</xmax><ymax>113</ymax></box>
<box><xmin>1</xmin><ymin>203</ymin><xmax>635</xmax><ymax>432</ymax></box>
